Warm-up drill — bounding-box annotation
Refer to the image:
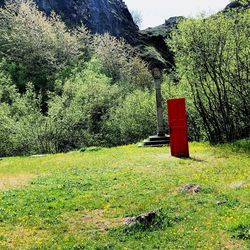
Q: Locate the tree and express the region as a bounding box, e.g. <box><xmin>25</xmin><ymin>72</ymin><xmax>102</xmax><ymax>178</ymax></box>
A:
<box><xmin>106</xmin><ymin>89</ymin><xmax>156</xmax><ymax>145</ymax></box>
<box><xmin>46</xmin><ymin>62</ymin><xmax>122</xmax><ymax>151</ymax></box>
<box><xmin>92</xmin><ymin>33</ymin><xmax>152</xmax><ymax>91</ymax></box>
<box><xmin>0</xmin><ymin>0</ymin><xmax>89</xmax><ymax>97</ymax></box>
<box><xmin>169</xmin><ymin>10</ymin><xmax>250</xmax><ymax>143</ymax></box>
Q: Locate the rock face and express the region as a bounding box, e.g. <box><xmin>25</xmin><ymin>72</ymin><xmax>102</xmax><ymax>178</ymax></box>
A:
<box><xmin>38</xmin><ymin>0</ymin><xmax>178</xmax><ymax>69</ymax></box>
<box><xmin>35</xmin><ymin>0</ymin><xmax>139</xmax><ymax>43</ymax></box>
<box><xmin>0</xmin><ymin>0</ymin><xmax>249</xmax><ymax>70</ymax></box>
<box><xmin>138</xmin><ymin>17</ymin><xmax>184</xmax><ymax>69</ymax></box>
<box><xmin>0</xmin><ymin>0</ymin><xmax>139</xmax><ymax>43</ymax></box>
<box><xmin>0</xmin><ymin>0</ymin><xmax>179</xmax><ymax>69</ymax></box>
<box><xmin>225</xmin><ymin>1</ymin><xmax>250</xmax><ymax>11</ymax></box>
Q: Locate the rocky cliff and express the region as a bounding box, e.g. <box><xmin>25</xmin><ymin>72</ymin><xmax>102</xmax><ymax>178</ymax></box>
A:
<box><xmin>0</xmin><ymin>0</ymin><xmax>139</xmax><ymax>43</ymax></box>
<box><xmin>138</xmin><ymin>17</ymin><xmax>184</xmax><ymax>69</ymax></box>
<box><xmin>0</xmin><ymin>0</ymin><xmax>177</xmax><ymax>69</ymax></box>
<box><xmin>35</xmin><ymin>0</ymin><xmax>183</xmax><ymax>69</ymax></box>
<box><xmin>2</xmin><ymin>0</ymin><xmax>246</xmax><ymax>70</ymax></box>
<box><xmin>224</xmin><ymin>1</ymin><xmax>250</xmax><ymax>11</ymax></box>
<box><xmin>0</xmin><ymin>0</ymin><xmax>180</xmax><ymax>69</ymax></box>
<box><xmin>35</xmin><ymin>0</ymin><xmax>139</xmax><ymax>44</ymax></box>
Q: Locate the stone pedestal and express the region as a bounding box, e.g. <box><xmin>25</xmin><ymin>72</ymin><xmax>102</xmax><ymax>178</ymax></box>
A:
<box><xmin>143</xmin><ymin>135</ymin><xmax>170</xmax><ymax>147</ymax></box>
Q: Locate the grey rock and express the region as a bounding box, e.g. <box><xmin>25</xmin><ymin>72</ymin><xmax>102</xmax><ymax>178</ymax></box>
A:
<box><xmin>183</xmin><ymin>184</ymin><xmax>201</xmax><ymax>194</ymax></box>
<box><xmin>225</xmin><ymin>1</ymin><xmax>250</xmax><ymax>11</ymax></box>
<box><xmin>216</xmin><ymin>201</ymin><xmax>226</xmax><ymax>206</ymax></box>
<box><xmin>36</xmin><ymin>0</ymin><xmax>139</xmax><ymax>44</ymax></box>
<box><xmin>124</xmin><ymin>211</ymin><xmax>157</xmax><ymax>226</ymax></box>
<box><xmin>138</xmin><ymin>17</ymin><xmax>184</xmax><ymax>69</ymax></box>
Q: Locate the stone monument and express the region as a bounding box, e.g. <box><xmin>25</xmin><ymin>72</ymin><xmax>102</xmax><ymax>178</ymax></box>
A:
<box><xmin>143</xmin><ymin>67</ymin><xmax>170</xmax><ymax>147</ymax></box>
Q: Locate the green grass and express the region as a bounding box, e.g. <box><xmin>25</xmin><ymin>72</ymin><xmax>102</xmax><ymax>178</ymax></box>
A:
<box><xmin>0</xmin><ymin>142</ymin><xmax>249</xmax><ymax>249</ymax></box>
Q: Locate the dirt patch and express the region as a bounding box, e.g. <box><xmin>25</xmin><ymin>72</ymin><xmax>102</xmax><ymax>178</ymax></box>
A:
<box><xmin>230</xmin><ymin>181</ymin><xmax>249</xmax><ymax>189</ymax></box>
<box><xmin>64</xmin><ymin>209</ymin><xmax>124</xmax><ymax>234</ymax></box>
<box><xmin>0</xmin><ymin>174</ymin><xmax>36</xmax><ymax>191</ymax></box>
<box><xmin>223</xmin><ymin>238</ymin><xmax>248</xmax><ymax>250</ymax></box>
<box><xmin>156</xmin><ymin>153</ymin><xmax>172</xmax><ymax>159</ymax></box>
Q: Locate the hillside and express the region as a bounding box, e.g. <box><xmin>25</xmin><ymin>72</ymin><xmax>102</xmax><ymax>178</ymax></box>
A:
<box><xmin>1</xmin><ymin>0</ymin><xmax>248</xmax><ymax>69</ymax></box>
<box><xmin>0</xmin><ymin>142</ymin><xmax>249</xmax><ymax>249</ymax></box>
<box><xmin>0</xmin><ymin>0</ymin><xmax>177</xmax><ymax>69</ymax></box>
<box><xmin>0</xmin><ymin>0</ymin><xmax>138</xmax><ymax>42</ymax></box>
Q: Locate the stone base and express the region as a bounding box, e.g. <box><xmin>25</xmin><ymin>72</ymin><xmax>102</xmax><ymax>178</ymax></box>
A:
<box><xmin>143</xmin><ymin>135</ymin><xmax>170</xmax><ymax>147</ymax></box>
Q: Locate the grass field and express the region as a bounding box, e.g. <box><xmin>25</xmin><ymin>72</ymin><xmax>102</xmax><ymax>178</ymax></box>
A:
<box><xmin>0</xmin><ymin>142</ymin><xmax>249</xmax><ymax>249</ymax></box>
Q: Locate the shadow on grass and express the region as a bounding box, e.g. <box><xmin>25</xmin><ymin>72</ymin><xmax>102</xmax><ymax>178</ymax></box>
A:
<box><xmin>176</xmin><ymin>157</ymin><xmax>206</xmax><ymax>163</ymax></box>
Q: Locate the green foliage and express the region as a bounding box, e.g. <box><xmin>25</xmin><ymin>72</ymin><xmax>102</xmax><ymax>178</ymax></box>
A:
<box><xmin>79</xmin><ymin>146</ymin><xmax>104</xmax><ymax>152</ymax></box>
<box><xmin>0</xmin><ymin>90</ymin><xmax>44</xmax><ymax>156</ymax></box>
<box><xmin>92</xmin><ymin>33</ymin><xmax>153</xmax><ymax>91</ymax></box>
<box><xmin>217</xmin><ymin>139</ymin><xmax>250</xmax><ymax>154</ymax></box>
<box><xmin>0</xmin><ymin>0</ymin><xmax>89</xmax><ymax>95</ymax></box>
<box><xmin>0</xmin><ymin>57</ymin><xmax>154</xmax><ymax>156</ymax></box>
<box><xmin>231</xmin><ymin>224</ymin><xmax>250</xmax><ymax>240</ymax></box>
<box><xmin>0</xmin><ymin>2</ymin><xmax>156</xmax><ymax>156</ymax></box>
<box><xmin>38</xmin><ymin>63</ymin><xmax>121</xmax><ymax>153</ymax></box>
<box><xmin>169</xmin><ymin>10</ymin><xmax>250</xmax><ymax>143</ymax></box>
<box><xmin>106</xmin><ymin>89</ymin><xmax>156</xmax><ymax>145</ymax></box>
<box><xmin>162</xmin><ymin>74</ymin><xmax>205</xmax><ymax>141</ymax></box>
<box><xmin>0</xmin><ymin>66</ymin><xmax>45</xmax><ymax>156</ymax></box>
<box><xmin>0</xmin><ymin>62</ymin><xmax>18</xmax><ymax>103</ymax></box>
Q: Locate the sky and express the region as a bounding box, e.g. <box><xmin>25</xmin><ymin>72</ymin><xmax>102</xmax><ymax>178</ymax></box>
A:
<box><xmin>124</xmin><ymin>0</ymin><xmax>231</xmax><ymax>29</ymax></box>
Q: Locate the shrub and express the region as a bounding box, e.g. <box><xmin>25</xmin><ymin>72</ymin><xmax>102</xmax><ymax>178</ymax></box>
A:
<box><xmin>169</xmin><ymin>10</ymin><xmax>250</xmax><ymax>143</ymax></box>
<box><xmin>162</xmin><ymin>74</ymin><xmax>205</xmax><ymax>141</ymax></box>
<box><xmin>0</xmin><ymin>0</ymin><xmax>90</xmax><ymax>96</ymax></box>
<box><xmin>0</xmin><ymin>77</ymin><xmax>44</xmax><ymax>156</ymax></box>
<box><xmin>92</xmin><ymin>33</ymin><xmax>153</xmax><ymax>91</ymax></box>
<box><xmin>0</xmin><ymin>56</ymin><xmax>156</xmax><ymax>156</ymax></box>
<box><xmin>106</xmin><ymin>89</ymin><xmax>157</xmax><ymax>145</ymax></box>
<box><xmin>45</xmin><ymin>65</ymin><xmax>122</xmax><ymax>152</ymax></box>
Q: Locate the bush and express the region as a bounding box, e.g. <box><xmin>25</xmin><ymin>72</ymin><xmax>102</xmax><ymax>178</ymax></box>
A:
<box><xmin>0</xmin><ymin>52</ymin><xmax>156</xmax><ymax>156</ymax></box>
<box><xmin>92</xmin><ymin>33</ymin><xmax>153</xmax><ymax>91</ymax></box>
<box><xmin>0</xmin><ymin>2</ymin><xmax>159</xmax><ymax>155</ymax></box>
<box><xmin>44</xmin><ymin>65</ymin><xmax>122</xmax><ymax>152</ymax></box>
<box><xmin>0</xmin><ymin>0</ymin><xmax>89</xmax><ymax>97</ymax></box>
<box><xmin>106</xmin><ymin>89</ymin><xmax>157</xmax><ymax>145</ymax></box>
<box><xmin>169</xmin><ymin>10</ymin><xmax>250</xmax><ymax>143</ymax></box>
<box><xmin>0</xmin><ymin>76</ymin><xmax>44</xmax><ymax>156</ymax></box>
<box><xmin>162</xmin><ymin>74</ymin><xmax>205</xmax><ymax>141</ymax></box>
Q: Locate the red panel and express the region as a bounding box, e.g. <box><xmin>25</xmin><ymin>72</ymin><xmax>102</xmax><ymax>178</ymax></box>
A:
<box><xmin>167</xmin><ymin>98</ymin><xmax>189</xmax><ymax>158</ymax></box>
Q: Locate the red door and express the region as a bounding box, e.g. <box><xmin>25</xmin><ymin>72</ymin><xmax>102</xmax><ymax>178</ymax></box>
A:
<box><xmin>167</xmin><ymin>98</ymin><xmax>189</xmax><ymax>158</ymax></box>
